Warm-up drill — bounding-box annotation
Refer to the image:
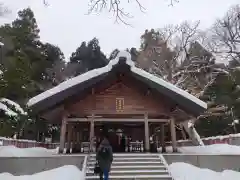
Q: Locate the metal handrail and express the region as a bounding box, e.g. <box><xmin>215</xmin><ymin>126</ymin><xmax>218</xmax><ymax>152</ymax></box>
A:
<box><xmin>83</xmin><ymin>137</ymin><xmax>95</xmax><ymax>176</ymax></box>
<box><xmin>159</xmin><ymin>154</ymin><xmax>174</xmax><ymax>180</ymax></box>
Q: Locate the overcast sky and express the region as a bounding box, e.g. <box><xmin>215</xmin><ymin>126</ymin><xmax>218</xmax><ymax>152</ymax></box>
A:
<box><xmin>0</xmin><ymin>0</ymin><xmax>239</xmax><ymax>59</ymax></box>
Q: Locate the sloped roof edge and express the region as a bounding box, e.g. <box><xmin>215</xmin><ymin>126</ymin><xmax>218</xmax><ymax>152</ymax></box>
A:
<box><xmin>27</xmin><ymin>51</ymin><xmax>207</xmax><ymax>112</ymax></box>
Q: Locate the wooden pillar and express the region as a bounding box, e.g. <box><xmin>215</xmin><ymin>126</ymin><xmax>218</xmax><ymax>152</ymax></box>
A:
<box><xmin>59</xmin><ymin>117</ymin><xmax>67</xmax><ymax>154</ymax></box>
<box><xmin>72</xmin><ymin>125</ymin><xmax>77</xmax><ymax>153</ymax></box>
<box><xmin>170</xmin><ymin>118</ymin><xmax>177</xmax><ymax>152</ymax></box>
<box><xmin>89</xmin><ymin>116</ymin><xmax>95</xmax><ymax>152</ymax></box>
<box><xmin>144</xmin><ymin>113</ymin><xmax>150</xmax><ymax>152</ymax></box>
<box><xmin>79</xmin><ymin>128</ymin><xmax>83</xmax><ymax>153</ymax></box>
<box><xmin>66</xmin><ymin>123</ymin><xmax>72</xmax><ymax>154</ymax></box>
<box><xmin>160</xmin><ymin>123</ymin><xmax>166</xmax><ymax>153</ymax></box>
<box><xmin>76</xmin><ymin>124</ymin><xmax>81</xmax><ymax>153</ymax></box>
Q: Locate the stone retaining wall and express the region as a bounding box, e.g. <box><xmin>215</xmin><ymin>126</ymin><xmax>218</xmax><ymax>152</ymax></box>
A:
<box><xmin>163</xmin><ymin>154</ymin><xmax>240</xmax><ymax>172</ymax></box>
<box><xmin>0</xmin><ymin>155</ymin><xmax>85</xmax><ymax>175</ymax></box>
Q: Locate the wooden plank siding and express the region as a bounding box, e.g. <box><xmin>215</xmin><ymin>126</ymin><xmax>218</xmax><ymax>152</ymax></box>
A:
<box><xmin>66</xmin><ymin>79</ymin><xmax>172</xmax><ymax>118</ymax></box>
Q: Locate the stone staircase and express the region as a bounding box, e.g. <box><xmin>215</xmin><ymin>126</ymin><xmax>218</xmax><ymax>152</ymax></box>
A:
<box><xmin>85</xmin><ymin>153</ymin><xmax>173</xmax><ymax>180</ymax></box>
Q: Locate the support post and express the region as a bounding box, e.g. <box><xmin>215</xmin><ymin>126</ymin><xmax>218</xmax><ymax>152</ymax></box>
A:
<box><xmin>161</xmin><ymin>123</ymin><xmax>166</xmax><ymax>153</ymax></box>
<box><xmin>72</xmin><ymin>126</ymin><xmax>77</xmax><ymax>153</ymax></box>
<box><xmin>59</xmin><ymin>117</ymin><xmax>67</xmax><ymax>154</ymax></box>
<box><xmin>89</xmin><ymin>115</ymin><xmax>95</xmax><ymax>152</ymax></box>
<box><xmin>144</xmin><ymin>113</ymin><xmax>150</xmax><ymax>152</ymax></box>
<box><xmin>76</xmin><ymin>124</ymin><xmax>81</xmax><ymax>153</ymax></box>
<box><xmin>66</xmin><ymin>123</ymin><xmax>72</xmax><ymax>154</ymax></box>
<box><xmin>170</xmin><ymin>118</ymin><xmax>177</xmax><ymax>152</ymax></box>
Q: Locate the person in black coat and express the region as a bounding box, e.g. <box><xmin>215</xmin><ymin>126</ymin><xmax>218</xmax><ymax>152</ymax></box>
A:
<box><xmin>120</xmin><ymin>134</ymin><xmax>126</xmax><ymax>152</ymax></box>
<box><xmin>96</xmin><ymin>137</ymin><xmax>113</xmax><ymax>180</ymax></box>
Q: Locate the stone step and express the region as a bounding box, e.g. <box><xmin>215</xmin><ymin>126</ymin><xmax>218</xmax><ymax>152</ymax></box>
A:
<box><xmin>86</xmin><ymin>169</ymin><xmax>169</xmax><ymax>176</ymax></box>
<box><xmin>85</xmin><ymin>174</ymin><xmax>172</xmax><ymax>180</ymax></box>
<box><xmin>86</xmin><ymin>153</ymin><xmax>172</xmax><ymax>180</ymax></box>
<box><xmin>88</xmin><ymin>157</ymin><xmax>162</xmax><ymax>162</ymax></box>
<box><xmin>88</xmin><ymin>165</ymin><xmax>167</xmax><ymax>171</ymax></box>
<box><xmin>90</xmin><ymin>153</ymin><xmax>160</xmax><ymax>158</ymax></box>
<box><xmin>88</xmin><ymin>161</ymin><xmax>164</xmax><ymax>167</ymax></box>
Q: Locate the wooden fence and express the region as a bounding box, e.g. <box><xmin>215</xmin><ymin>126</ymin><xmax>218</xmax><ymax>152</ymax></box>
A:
<box><xmin>0</xmin><ymin>134</ymin><xmax>239</xmax><ymax>149</ymax></box>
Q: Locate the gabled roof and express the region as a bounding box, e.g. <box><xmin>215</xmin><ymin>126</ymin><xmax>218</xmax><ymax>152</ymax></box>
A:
<box><xmin>27</xmin><ymin>51</ymin><xmax>207</xmax><ymax>116</ymax></box>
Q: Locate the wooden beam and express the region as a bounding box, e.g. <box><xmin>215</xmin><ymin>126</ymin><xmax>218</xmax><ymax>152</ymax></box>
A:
<box><xmin>170</xmin><ymin>118</ymin><xmax>177</xmax><ymax>152</ymax></box>
<box><xmin>67</xmin><ymin>118</ymin><xmax>169</xmax><ymax>122</ymax></box>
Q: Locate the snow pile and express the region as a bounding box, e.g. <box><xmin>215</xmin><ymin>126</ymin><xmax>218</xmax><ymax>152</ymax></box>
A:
<box><xmin>203</xmin><ymin>133</ymin><xmax>240</xmax><ymax>140</ymax></box>
<box><xmin>169</xmin><ymin>162</ymin><xmax>240</xmax><ymax>180</ymax></box>
<box><xmin>159</xmin><ymin>144</ymin><xmax>240</xmax><ymax>154</ymax></box>
<box><xmin>0</xmin><ymin>146</ymin><xmax>58</xmax><ymax>157</ymax></box>
<box><xmin>0</xmin><ymin>165</ymin><xmax>85</xmax><ymax>180</ymax></box>
<box><xmin>177</xmin><ymin>144</ymin><xmax>240</xmax><ymax>154</ymax></box>
<box><xmin>0</xmin><ymin>136</ymin><xmax>37</xmax><ymax>142</ymax></box>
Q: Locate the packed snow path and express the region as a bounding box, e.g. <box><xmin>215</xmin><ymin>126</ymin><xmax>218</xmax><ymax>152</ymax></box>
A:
<box><xmin>85</xmin><ymin>153</ymin><xmax>172</xmax><ymax>180</ymax></box>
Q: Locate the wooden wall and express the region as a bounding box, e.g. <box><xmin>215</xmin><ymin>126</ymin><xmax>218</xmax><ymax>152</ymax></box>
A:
<box><xmin>66</xmin><ymin>80</ymin><xmax>172</xmax><ymax>117</ymax></box>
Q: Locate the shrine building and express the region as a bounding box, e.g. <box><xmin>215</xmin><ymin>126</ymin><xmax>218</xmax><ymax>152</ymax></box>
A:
<box><xmin>27</xmin><ymin>51</ymin><xmax>207</xmax><ymax>154</ymax></box>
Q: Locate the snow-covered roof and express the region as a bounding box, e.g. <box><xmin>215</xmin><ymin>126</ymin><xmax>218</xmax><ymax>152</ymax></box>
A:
<box><xmin>27</xmin><ymin>51</ymin><xmax>207</xmax><ymax>116</ymax></box>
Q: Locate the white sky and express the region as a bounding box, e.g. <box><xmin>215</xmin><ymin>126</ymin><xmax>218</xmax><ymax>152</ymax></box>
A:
<box><xmin>0</xmin><ymin>0</ymin><xmax>239</xmax><ymax>60</ymax></box>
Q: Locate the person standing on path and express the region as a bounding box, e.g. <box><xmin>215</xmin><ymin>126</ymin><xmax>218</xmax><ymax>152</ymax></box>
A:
<box><xmin>96</xmin><ymin>135</ymin><xmax>113</xmax><ymax>180</ymax></box>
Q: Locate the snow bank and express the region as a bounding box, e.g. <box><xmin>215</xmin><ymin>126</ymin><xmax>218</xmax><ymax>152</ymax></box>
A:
<box><xmin>203</xmin><ymin>133</ymin><xmax>240</xmax><ymax>140</ymax></box>
<box><xmin>178</xmin><ymin>144</ymin><xmax>240</xmax><ymax>154</ymax></box>
<box><xmin>0</xmin><ymin>136</ymin><xmax>37</xmax><ymax>142</ymax></box>
<box><xmin>159</xmin><ymin>144</ymin><xmax>240</xmax><ymax>154</ymax></box>
<box><xmin>0</xmin><ymin>146</ymin><xmax>58</xmax><ymax>157</ymax></box>
<box><xmin>0</xmin><ymin>165</ymin><xmax>85</xmax><ymax>180</ymax></box>
<box><xmin>169</xmin><ymin>162</ymin><xmax>240</xmax><ymax>180</ymax></box>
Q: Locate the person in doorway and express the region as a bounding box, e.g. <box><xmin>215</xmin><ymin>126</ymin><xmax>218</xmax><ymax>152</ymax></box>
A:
<box><xmin>96</xmin><ymin>135</ymin><xmax>113</xmax><ymax>180</ymax></box>
<box><xmin>120</xmin><ymin>134</ymin><xmax>126</xmax><ymax>152</ymax></box>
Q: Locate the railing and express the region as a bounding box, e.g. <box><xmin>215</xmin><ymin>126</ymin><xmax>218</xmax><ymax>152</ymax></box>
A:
<box><xmin>0</xmin><ymin>137</ymin><xmax>59</xmax><ymax>149</ymax></box>
<box><xmin>79</xmin><ymin>141</ymin><xmax>145</xmax><ymax>153</ymax></box>
<box><xmin>1</xmin><ymin>133</ymin><xmax>239</xmax><ymax>150</ymax></box>
<box><xmin>82</xmin><ymin>137</ymin><xmax>95</xmax><ymax>176</ymax></box>
<box><xmin>159</xmin><ymin>154</ymin><xmax>174</xmax><ymax>180</ymax></box>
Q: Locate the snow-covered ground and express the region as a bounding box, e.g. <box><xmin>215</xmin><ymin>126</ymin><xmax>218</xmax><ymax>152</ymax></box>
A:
<box><xmin>0</xmin><ymin>165</ymin><xmax>85</xmax><ymax>180</ymax></box>
<box><xmin>169</xmin><ymin>162</ymin><xmax>240</xmax><ymax>180</ymax></box>
<box><xmin>0</xmin><ymin>146</ymin><xmax>58</xmax><ymax>157</ymax></box>
<box><xmin>178</xmin><ymin>144</ymin><xmax>240</xmax><ymax>154</ymax></box>
<box><xmin>0</xmin><ymin>145</ymin><xmax>240</xmax><ymax>179</ymax></box>
<box><xmin>158</xmin><ymin>143</ymin><xmax>240</xmax><ymax>154</ymax></box>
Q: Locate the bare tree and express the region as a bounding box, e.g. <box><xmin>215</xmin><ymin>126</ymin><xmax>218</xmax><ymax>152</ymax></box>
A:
<box><xmin>137</xmin><ymin>21</ymin><xmax>228</xmax><ymax>100</ymax></box>
<box><xmin>207</xmin><ymin>5</ymin><xmax>240</xmax><ymax>64</ymax></box>
<box><xmin>87</xmin><ymin>0</ymin><xmax>180</xmax><ymax>24</ymax></box>
<box><xmin>148</xmin><ymin>21</ymin><xmax>201</xmax><ymax>82</ymax></box>
<box><xmin>41</xmin><ymin>0</ymin><xmax>179</xmax><ymax>25</ymax></box>
<box><xmin>0</xmin><ymin>3</ymin><xmax>10</xmax><ymax>17</ymax></box>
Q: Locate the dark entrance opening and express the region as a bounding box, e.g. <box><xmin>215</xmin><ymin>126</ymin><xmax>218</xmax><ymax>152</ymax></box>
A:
<box><xmin>94</xmin><ymin>122</ymin><xmax>144</xmax><ymax>153</ymax></box>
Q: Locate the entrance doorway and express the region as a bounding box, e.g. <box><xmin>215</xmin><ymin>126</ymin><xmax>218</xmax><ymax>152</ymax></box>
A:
<box><xmin>94</xmin><ymin>122</ymin><xmax>144</xmax><ymax>153</ymax></box>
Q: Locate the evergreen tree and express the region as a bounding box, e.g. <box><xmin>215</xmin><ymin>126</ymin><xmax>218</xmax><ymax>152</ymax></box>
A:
<box><xmin>66</xmin><ymin>38</ymin><xmax>108</xmax><ymax>76</ymax></box>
